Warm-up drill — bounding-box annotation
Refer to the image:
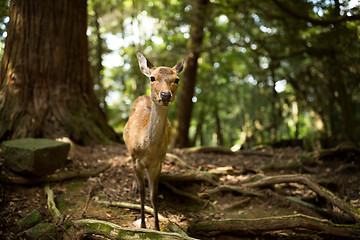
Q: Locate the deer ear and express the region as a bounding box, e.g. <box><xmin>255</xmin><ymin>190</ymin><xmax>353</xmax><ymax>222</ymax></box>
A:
<box><xmin>173</xmin><ymin>58</ymin><xmax>185</xmax><ymax>74</ymax></box>
<box><xmin>136</xmin><ymin>51</ymin><xmax>155</xmax><ymax>77</ymax></box>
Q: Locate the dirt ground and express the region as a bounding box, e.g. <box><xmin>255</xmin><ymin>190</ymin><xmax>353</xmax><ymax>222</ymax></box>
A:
<box><xmin>1</xmin><ymin>142</ymin><xmax>360</xmax><ymax>239</ymax></box>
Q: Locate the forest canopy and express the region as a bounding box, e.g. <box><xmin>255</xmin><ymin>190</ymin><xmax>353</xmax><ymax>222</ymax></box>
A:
<box><xmin>0</xmin><ymin>0</ymin><xmax>359</xmax><ymax>148</ymax></box>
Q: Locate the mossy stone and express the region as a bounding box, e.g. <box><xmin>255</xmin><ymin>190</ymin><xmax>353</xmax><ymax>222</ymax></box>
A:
<box><xmin>18</xmin><ymin>209</ymin><xmax>43</xmax><ymax>227</ymax></box>
<box><xmin>25</xmin><ymin>222</ymin><xmax>54</xmax><ymax>239</ymax></box>
<box><xmin>2</xmin><ymin>138</ymin><xmax>70</xmax><ymax>176</ymax></box>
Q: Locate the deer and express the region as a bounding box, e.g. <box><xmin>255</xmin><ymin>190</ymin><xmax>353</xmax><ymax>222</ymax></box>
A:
<box><xmin>123</xmin><ymin>51</ymin><xmax>185</xmax><ymax>230</ymax></box>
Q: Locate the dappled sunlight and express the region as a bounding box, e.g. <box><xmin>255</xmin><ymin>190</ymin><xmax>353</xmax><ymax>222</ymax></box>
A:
<box><xmin>1</xmin><ymin>0</ymin><xmax>360</xmax><ymax>238</ymax></box>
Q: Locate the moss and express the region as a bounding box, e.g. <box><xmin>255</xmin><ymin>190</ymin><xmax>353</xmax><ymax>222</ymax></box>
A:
<box><xmin>70</xmin><ymin>107</ymin><xmax>113</xmax><ymax>145</ymax></box>
<box><xmin>140</xmin><ymin>232</ymin><xmax>163</xmax><ymax>239</ymax></box>
<box><xmin>25</xmin><ymin>222</ymin><xmax>54</xmax><ymax>239</ymax></box>
<box><xmin>65</xmin><ymin>180</ymin><xmax>84</xmax><ymax>191</ymax></box>
<box><xmin>55</xmin><ymin>195</ymin><xmax>68</xmax><ymax>211</ymax></box>
<box><xmin>98</xmin><ymin>222</ymin><xmax>113</xmax><ymax>234</ymax></box>
<box><xmin>55</xmin><ymin>188</ymin><xmax>86</xmax><ymax>214</ymax></box>
<box><xmin>2</xmin><ymin>138</ymin><xmax>69</xmax><ymax>150</ymax></box>
<box><xmin>117</xmin><ymin>230</ymin><xmax>135</xmax><ymax>238</ymax></box>
<box><xmin>18</xmin><ymin>210</ymin><xmax>43</xmax><ymax>227</ymax></box>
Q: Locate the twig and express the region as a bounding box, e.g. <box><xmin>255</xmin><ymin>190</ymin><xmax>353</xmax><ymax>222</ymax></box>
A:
<box><xmin>81</xmin><ymin>187</ymin><xmax>95</xmax><ymax>217</ymax></box>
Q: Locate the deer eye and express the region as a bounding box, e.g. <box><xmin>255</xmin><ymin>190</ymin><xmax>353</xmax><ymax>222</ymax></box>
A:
<box><xmin>174</xmin><ymin>78</ymin><xmax>180</xmax><ymax>84</ymax></box>
<box><xmin>150</xmin><ymin>76</ymin><xmax>155</xmax><ymax>82</ymax></box>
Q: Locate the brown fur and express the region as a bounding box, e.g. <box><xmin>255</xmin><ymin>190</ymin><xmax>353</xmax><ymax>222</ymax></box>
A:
<box><xmin>123</xmin><ymin>52</ymin><xmax>184</xmax><ymax>230</ymax></box>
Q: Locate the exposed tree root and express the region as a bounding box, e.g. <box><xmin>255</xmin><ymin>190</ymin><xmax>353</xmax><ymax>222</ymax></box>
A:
<box><xmin>44</xmin><ymin>183</ymin><xmax>62</xmax><ymax>222</ymax></box>
<box><xmin>17</xmin><ymin>151</ymin><xmax>360</xmax><ymax>239</ymax></box>
<box><xmin>312</xmin><ymin>143</ymin><xmax>360</xmax><ymax>159</ymax></box>
<box><xmin>334</xmin><ymin>162</ymin><xmax>358</xmax><ymax>174</ymax></box>
<box><xmin>73</xmin><ymin>219</ymin><xmax>198</xmax><ymax>240</ymax></box>
<box><xmin>287</xmin><ymin>196</ymin><xmax>355</xmax><ymax>223</ymax></box>
<box><xmin>180</xmin><ymin>146</ymin><xmax>274</xmax><ymax>158</ymax></box>
<box><xmin>238</xmin><ymin>150</ymin><xmax>274</xmax><ymax>158</ymax></box>
<box><xmin>223</xmin><ymin>197</ymin><xmax>252</xmax><ymax>211</ymax></box>
<box><xmin>207</xmin><ymin>166</ymin><xmax>245</xmax><ymax>175</ymax></box>
<box><xmin>165</xmin><ymin>153</ymin><xmax>195</xmax><ymax>170</ymax></box>
<box><xmin>94</xmin><ymin>200</ymin><xmax>189</xmax><ymax>237</ymax></box>
<box><xmin>5</xmin><ymin>162</ymin><xmax>111</xmax><ymax>184</ymax></box>
<box><xmin>161</xmin><ymin>182</ymin><xmax>217</xmax><ymax>209</ymax></box>
<box><xmin>181</xmin><ymin>146</ymin><xmax>237</xmax><ymax>155</ymax></box>
<box><xmin>259</xmin><ymin>161</ymin><xmax>316</xmax><ymax>173</ymax></box>
<box><xmin>243</xmin><ymin>174</ymin><xmax>360</xmax><ymax>222</ymax></box>
<box><xmin>203</xmin><ymin>184</ymin><xmax>262</xmax><ymax>197</ymax></box>
<box><xmin>34</xmin><ymin>184</ymin><xmax>197</xmax><ymax>239</ymax></box>
<box><xmin>160</xmin><ymin>171</ymin><xmax>219</xmax><ymax>186</ymax></box>
<box><xmin>188</xmin><ymin>214</ymin><xmax>360</xmax><ymax>238</ymax></box>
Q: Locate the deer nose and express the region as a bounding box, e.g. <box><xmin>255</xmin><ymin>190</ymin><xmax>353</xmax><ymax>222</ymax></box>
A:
<box><xmin>160</xmin><ymin>92</ymin><xmax>172</xmax><ymax>102</ymax></box>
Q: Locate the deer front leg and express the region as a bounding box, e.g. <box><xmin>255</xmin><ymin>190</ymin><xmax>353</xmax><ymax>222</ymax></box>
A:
<box><xmin>148</xmin><ymin>166</ymin><xmax>161</xmax><ymax>231</ymax></box>
<box><xmin>134</xmin><ymin>164</ymin><xmax>146</xmax><ymax>228</ymax></box>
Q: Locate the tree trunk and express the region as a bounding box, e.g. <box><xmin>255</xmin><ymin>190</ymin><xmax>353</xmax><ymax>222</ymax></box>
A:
<box><xmin>92</xmin><ymin>6</ymin><xmax>107</xmax><ymax>111</ymax></box>
<box><xmin>214</xmin><ymin>104</ymin><xmax>224</xmax><ymax>146</ymax></box>
<box><xmin>191</xmin><ymin>106</ymin><xmax>205</xmax><ymax>146</ymax></box>
<box><xmin>0</xmin><ymin>0</ymin><xmax>118</xmax><ymax>145</ymax></box>
<box><xmin>172</xmin><ymin>0</ymin><xmax>209</xmax><ymax>148</ymax></box>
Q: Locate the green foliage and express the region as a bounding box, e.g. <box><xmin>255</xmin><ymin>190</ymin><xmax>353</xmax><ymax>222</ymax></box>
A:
<box><xmin>1</xmin><ymin>0</ymin><xmax>358</xmax><ymax>147</ymax></box>
<box><xmin>87</xmin><ymin>0</ymin><xmax>360</xmax><ymax>147</ymax></box>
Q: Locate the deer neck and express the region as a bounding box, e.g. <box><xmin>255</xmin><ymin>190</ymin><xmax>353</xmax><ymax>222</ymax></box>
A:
<box><xmin>144</xmin><ymin>103</ymin><xmax>169</xmax><ymax>146</ymax></box>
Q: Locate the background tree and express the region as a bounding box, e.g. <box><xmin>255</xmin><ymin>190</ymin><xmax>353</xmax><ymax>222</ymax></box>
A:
<box><xmin>172</xmin><ymin>0</ymin><xmax>209</xmax><ymax>148</ymax></box>
<box><xmin>0</xmin><ymin>0</ymin><xmax>118</xmax><ymax>144</ymax></box>
<box><xmin>1</xmin><ymin>0</ymin><xmax>353</xmax><ymax>148</ymax></box>
<box><xmin>83</xmin><ymin>0</ymin><xmax>358</xmax><ymax>149</ymax></box>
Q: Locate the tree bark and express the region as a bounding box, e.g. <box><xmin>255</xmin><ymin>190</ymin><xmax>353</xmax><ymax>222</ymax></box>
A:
<box><xmin>188</xmin><ymin>214</ymin><xmax>360</xmax><ymax>238</ymax></box>
<box><xmin>92</xmin><ymin>5</ymin><xmax>107</xmax><ymax>111</ymax></box>
<box><xmin>191</xmin><ymin>106</ymin><xmax>205</xmax><ymax>146</ymax></box>
<box><xmin>0</xmin><ymin>0</ymin><xmax>118</xmax><ymax>145</ymax></box>
<box><xmin>172</xmin><ymin>0</ymin><xmax>209</xmax><ymax>148</ymax></box>
<box><xmin>214</xmin><ymin>104</ymin><xmax>224</xmax><ymax>146</ymax></box>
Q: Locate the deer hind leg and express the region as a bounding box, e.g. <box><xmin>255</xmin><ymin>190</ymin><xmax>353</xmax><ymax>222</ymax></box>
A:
<box><xmin>147</xmin><ymin>166</ymin><xmax>161</xmax><ymax>231</ymax></box>
<box><xmin>131</xmin><ymin>176</ymin><xmax>138</xmax><ymax>195</ymax></box>
<box><xmin>134</xmin><ymin>163</ymin><xmax>146</xmax><ymax>228</ymax></box>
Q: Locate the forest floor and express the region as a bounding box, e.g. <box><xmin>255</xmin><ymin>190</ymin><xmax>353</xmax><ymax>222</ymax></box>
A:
<box><xmin>1</xmin><ymin>142</ymin><xmax>360</xmax><ymax>239</ymax></box>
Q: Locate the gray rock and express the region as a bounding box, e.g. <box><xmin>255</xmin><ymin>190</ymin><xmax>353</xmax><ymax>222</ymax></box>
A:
<box><xmin>2</xmin><ymin>138</ymin><xmax>70</xmax><ymax>176</ymax></box>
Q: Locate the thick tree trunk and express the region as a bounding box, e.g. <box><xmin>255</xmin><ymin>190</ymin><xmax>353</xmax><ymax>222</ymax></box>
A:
<box><xmin>0</xmin><ymin>0</ymin><xmax>118</xmax><ymax>145</ymax></box>
<box><xmin>172</xmin><ymin>0</ymin><xmax>208</xmax><ymax>148</ymax></box>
